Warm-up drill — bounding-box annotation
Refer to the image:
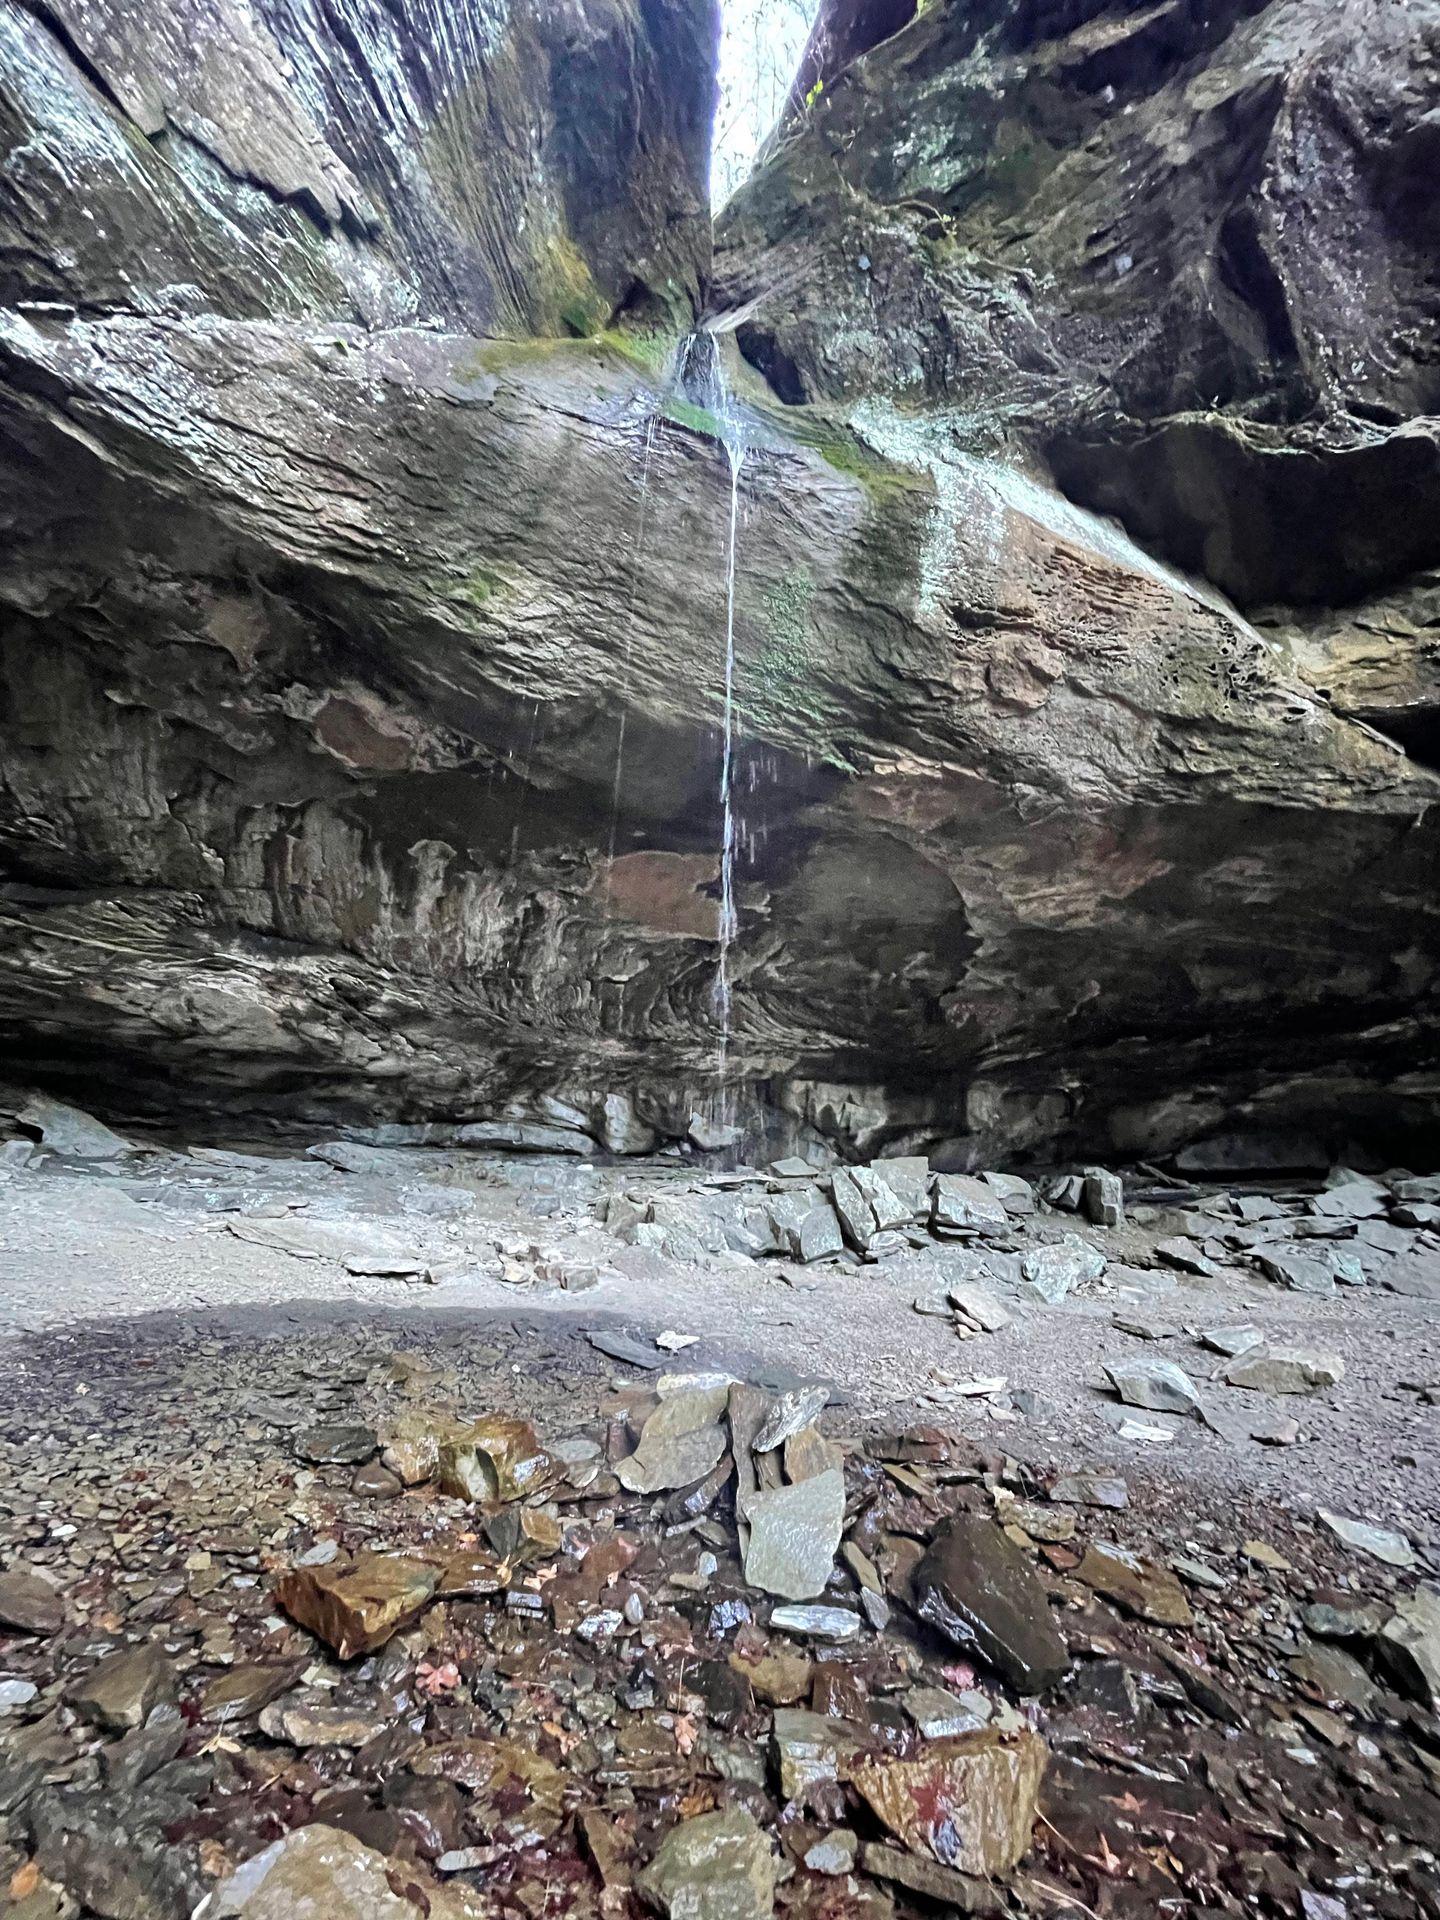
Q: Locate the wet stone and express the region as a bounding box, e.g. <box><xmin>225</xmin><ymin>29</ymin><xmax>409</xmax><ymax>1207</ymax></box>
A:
<box><xmin>352</xmin><ymin>1460</ymin><xmax>403</xmax><ymax>1500</ymax></box>
<box><xmin>904</xmin><ymin>1685</ymin><xmax>991</xmax><ymax>1737</ymax></box>
<box><xmin>436</xmin><ymin>1413</ymin><xmax>555</xmax><ymax>1501</ymax></box>
<box><xmin>200</xmin><ymin>1661</ymin><xmax>302</xmax><ymax>1722</ymax></box>
<box><xmin>296</xmin><ymin>1422</ymin><xmax>378</xmax><ymax>1465</ymax></box>
<box><xmin>206</xmin><ymin>1821</ymin><xmax>473</xmax><ymax>1917</ymax></box>
<box><xmin>636</xmin><ymin>1807</ymin><xmax>777</xmax><ymax>1920</ymax></box>
<box><xmin>913</xmin><ymin>1514</ymin><xmax>1069</xmax><ymax>1694</ymax></box>
<box><xmin>771</xmin><ymin>1707</ymin><xmax>862</xmax><ymax>1801</ymax></box>
<box><xmin>754</xmin><ymin>1385</ymin><xmax>829</xmax><ymax>1452</ymax></box>
<box><xmin>769</xmin><ymin>1605</ymin><xmax>861</xmax><ymax>1643</ymax></box>
<box><xmin>859</xmin><ymin>1842</ymin><xmax>1001</xmax><ymax>1914</ymax></box>
<box><xmin>742</xmin><ymin>1469</ymin><xmax>845</xmax><ymax>1601</ymax></box>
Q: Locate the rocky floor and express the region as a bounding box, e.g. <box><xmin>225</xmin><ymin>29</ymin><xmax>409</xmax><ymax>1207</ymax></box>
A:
<box><xmin>0</xmin><ymin>1109</ymin><xmax>1437</xmax><ymax>1916</ymax></box>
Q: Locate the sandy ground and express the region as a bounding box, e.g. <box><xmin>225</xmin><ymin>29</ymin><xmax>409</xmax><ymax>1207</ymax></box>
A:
<box><xmin>0</xmin><ymin>1143</ymin><xmax>1436</xmax><ymax>1558</ymax></box>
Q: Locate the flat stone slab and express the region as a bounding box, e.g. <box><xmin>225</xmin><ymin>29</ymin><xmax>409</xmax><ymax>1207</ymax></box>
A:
<box><xmin>742</xmin><ymin>1468</ymin><xmax>844</xmax><ymax>1601</ymax></box>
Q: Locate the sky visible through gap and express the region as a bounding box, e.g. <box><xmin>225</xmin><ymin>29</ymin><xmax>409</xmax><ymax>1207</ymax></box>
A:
<box><xmin>711</xmin><ymin>0</ymin><xmax>819</xmax><ymax>207</ymax></box>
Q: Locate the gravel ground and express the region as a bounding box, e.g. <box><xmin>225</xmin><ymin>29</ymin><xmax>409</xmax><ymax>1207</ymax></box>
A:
<box><xmin>1</xmin><ymin>1145</ymin><xmax>1436</xmax><ymax>1549</ymax></box>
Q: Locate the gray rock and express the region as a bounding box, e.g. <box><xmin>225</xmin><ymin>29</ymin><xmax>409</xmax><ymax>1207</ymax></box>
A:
<box><xmin>1154</xmin><ymin>1236</ymin><xmax>1218</xmax><ymax>1276</ymax></box>
<box><xmin>802</xmin><ymin>1830</ymin><xmax>858</xmax><ymax>1876</ymax></box>
<box><xmin>1048</xmin><ymin>1471</ymin><xmax>1127</xmax><ymax>1508</ymax></box>
<box><xmin>615</xmin><ymin>1390</ymin><xmax>728</xmax><ymax>1494</ymax></box>
<box><xmin>1255</xmin><ymin>1246</ymin><xmax>1337</xmax><ymax>1295</ymax></box>
<box><xmin>457</xmin><ymin>1120</ymin><xmax>592</xmax><ymax>1154</ymax></box>
<box><xmin>1021</xmin><ymin>1234</ymin><xmax>1105</xmax><ymax>1303</ymax></box>
<box><xmin>742</xmin><ymin>1470</ymin><xmax>844</xmax><ymax>1601</ymax></box>
<box><xmin>14</xmin><ymin>1094</ymin><xmax>138</xmax><ymax>1158</ymax></box>
<box><xmin>932</xmin><ymin>1175</ymin><xmax>1008</xmax><ymax>1234</ymax></box>
<box><xmin>948</xmin><ymin>1284</ymin><xmax>1011</xmax><ymax>1332</ymax></box>
<box><xmin>1199</xmin><ymin>1325</ymin><xmax>1264</xmax><ymax>1357</ymax></box>
<box><xmin>1377</xmin><ymin>1585</ymin><xmax>1440</xmax><ymax>1708</ymax></box>
<box><xmin>829</xmin><ymin>1169</ymin><xmax>877</xmax><ymax>1252</ymax></box>
<box><xmin>875</xmin><ymin>1156</ymin><xmax>931</xmax><ymax>1219</ymax></box>
<box><xmin>688</xmin><ymin>1114</ymin><xmax>742</xmax><ymax>1153</ymax></box>
<box><xmin>769</xmin><ymin>1605</ymin><xmax>862</xmax><ymax>1642</ymax></box>
<box><xmin>599</xmin><ymin>1092</ymin><xmax>658</xmax><ymax>1155</ymax></box>
<box><xmin>1223</xmin><ymin>1346</ymin><xmax>1344</xmax><ymax>1394</ymax></box>
<box><xmin>1310</xmin><ymin>1176</ymin><xmax>1389</xmax><ymax>1218</ymax></box>
<box><xmin>979</xmin><ymin>1171</ymin><xmax>1036</xmax><ymax>1216</ymax></box>
<box><xmin>1082</xmin><ymin>1167</ymin><xmax>1125</xmax><ymax>1228</ymax></box>
<box><xmin>637</xmin><ymin>1807</ymin><xmax>776</xmax><ymax>1920</ymax></box>
<box><xmin>1317</xmin><ymin>1510</ymin><xmax>1416</xmax><ymax>1567</ymax></box>
<box><xmin>851</xmin><ymin>1165</ymin><xmax>911</xmax><ymax>1230</ymax></box>
<box><xmin>1103</xmin><ymin>1356</ymin><xmax>1201</xmax><ymax>1416</ymax></box>
<box><xmin>753</xmin><ymin>1385</ymin><xmax>830</xmax><ymax>1452</ymax></box>
<box><xmin>791</xmin><ymin>1201</ymin><xmax>845</xmax><ymax>1264</ymax></box>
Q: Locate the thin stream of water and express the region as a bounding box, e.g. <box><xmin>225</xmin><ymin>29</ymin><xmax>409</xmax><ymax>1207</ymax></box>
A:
<box><xmin>712</xmin><ymin>431</ymin><xmax>744</xmax><ymax>1080</ymax></box>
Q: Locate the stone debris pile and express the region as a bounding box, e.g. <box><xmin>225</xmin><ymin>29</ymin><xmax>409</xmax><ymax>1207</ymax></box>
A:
<box><xmin>0</xmin><ymin>1319</ymin><xmax>1435</xmax><ymax>1920</ymax></box>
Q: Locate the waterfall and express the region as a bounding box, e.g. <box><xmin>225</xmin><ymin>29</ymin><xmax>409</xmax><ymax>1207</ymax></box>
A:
<box><xmin>677</xmin><ymin>330</ymin><xmax>748</xmax><ymax>1088</ymax></box>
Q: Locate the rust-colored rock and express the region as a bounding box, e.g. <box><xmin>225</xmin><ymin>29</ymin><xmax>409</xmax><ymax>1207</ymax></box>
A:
<box><xmin>436</xmin><ymin>1415</ymin><xmax>557</xmax><ymax>1504</ymax></box>
<box><xmin>274</xmin><ymin>1552</ymin><xmax>439</xmax><ymax>1659</ymax></box>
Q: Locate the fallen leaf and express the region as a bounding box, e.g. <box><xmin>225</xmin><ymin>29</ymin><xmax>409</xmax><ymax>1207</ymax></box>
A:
<box><xmin>9</xmin><ymin>1862</ymin><xmax>39</xmax><ymax>1901</ymax></box>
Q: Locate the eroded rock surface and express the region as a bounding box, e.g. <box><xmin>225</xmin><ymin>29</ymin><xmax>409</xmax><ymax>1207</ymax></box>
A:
<box><xmin>1</xmin><ymin>0</ymin><xmax>1438</xmax><ymax>1163</ymax></box>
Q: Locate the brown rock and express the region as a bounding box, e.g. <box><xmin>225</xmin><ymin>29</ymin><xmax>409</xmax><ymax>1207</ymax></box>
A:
<box><xmin>729</xmin><ymin>1644</ymin><xmax>812</xmax><ymax>1706</ymax></box>
<box><xmin>1074</xmin><ymin>1543</ymin><xmax>1194</xmax><ymax>1628</ymax></box>
<box><xmin>436</xmin><ymin>1415</ymin><xmax>556</xmax><ymax>1502</ymax></box>
<box><xmin>859</xmin><ymin>1842</ymin><xmax>1002</xmax><ymax>1913</ymax></box>
<box><xmin>200</xmin><ymin>1662</ymin><xmax>303</xmax><ymax>1722</ymax></box>
<box><xmin>380</xmin><ymin>1407</ymin><xmax>471</xmax><ymax>1487</ymax></box>
<box><xmin>275</xmin><ymin>1551</ymin><xmax>439</xmax><ymax>1658</ymax></box>
<box><xmin>69</xmin><ymin>1642</ymin><xmax>175</xmax><ymax>1732</ymax></box>
<box><xmin>0</xmin><ymin>1567</ymin><xmax>63</xmax><ymax>1636</ymax></box>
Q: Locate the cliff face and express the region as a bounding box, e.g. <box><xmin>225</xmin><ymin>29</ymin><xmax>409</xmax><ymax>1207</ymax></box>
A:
<box><xmin>1</xmin><ymin>0</ymin><xmax>1437</xmax><ymax>1164</ymax></box>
